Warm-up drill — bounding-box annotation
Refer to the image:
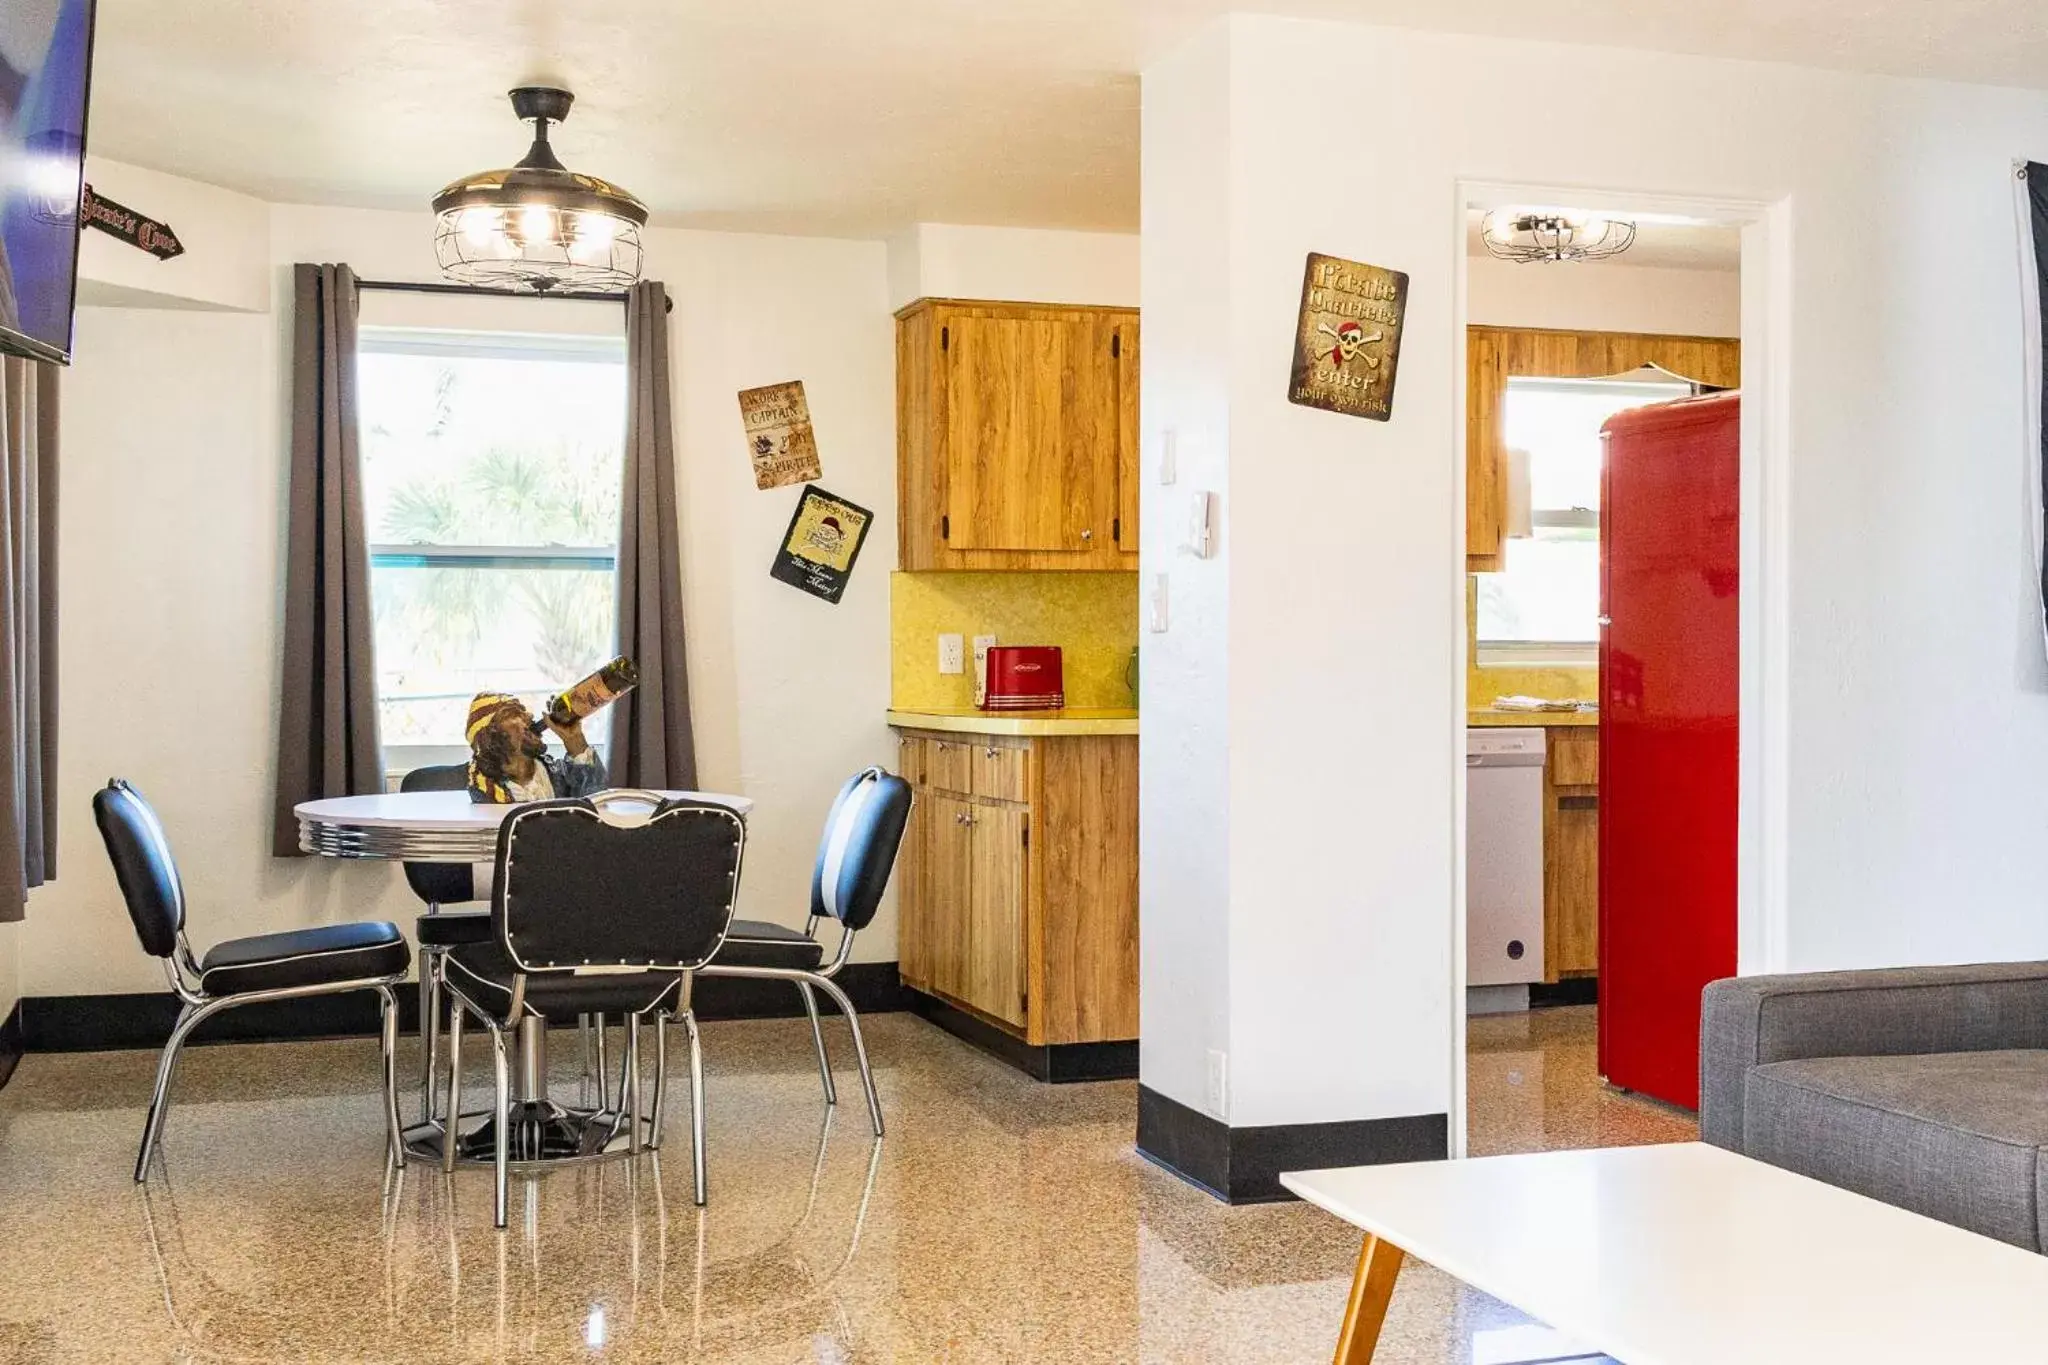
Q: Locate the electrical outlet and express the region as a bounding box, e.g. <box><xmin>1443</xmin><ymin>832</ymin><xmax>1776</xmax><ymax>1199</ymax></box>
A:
<box><xmin>1206</xmin><ymin>1049</ymin><xmax>1228</xmax><ymax>1119</ymax></box>
<box><xmin>972</xmin><ymin>635</ymin><xmax>997</xmax><ymax>707</ymax></box>
<box><xmin>938</xmin><ymin>634</ymin><xmax>965</xmax><ymax>675</ymax></box>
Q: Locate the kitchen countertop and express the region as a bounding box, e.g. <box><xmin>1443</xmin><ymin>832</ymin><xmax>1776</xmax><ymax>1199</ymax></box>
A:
<box><xmin>887</xmin><ymin>707</ymin><xmax>1139</xmax><ymax>737</ymax></box>
<box><xmin>1468</xmin><ymin>707</ymin><xmax>1598</xmax><ymax>728</ymax></box>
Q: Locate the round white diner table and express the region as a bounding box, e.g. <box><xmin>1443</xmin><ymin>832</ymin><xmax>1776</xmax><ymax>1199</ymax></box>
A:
<box><xmin>294</xmin><ymin>787</ymin><xmax>754</xmax><ymax>1168</ymax></box>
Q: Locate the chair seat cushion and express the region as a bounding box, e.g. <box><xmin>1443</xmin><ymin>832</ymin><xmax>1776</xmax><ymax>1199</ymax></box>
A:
<box><xmin>713</xmin><ymin>918</ymin><xmax>825</xmax><ymax>971</ymax></box>
<box><xmin>199</xmin><ymin>921</ymin><xmax>410</xmax><ymax>996</ymax></box>
<box><xmin>441</xmin><ymin>942</ymin><xmax>682</xmax><ymax>1021</ymax></box>
<box><xmin>1743</xmin><ymin>1049</ymin><xmax>2048</xmax><ymax>1251</ymax></box>
<box><xmin>416</xmin><ymin>910</ymin><xmax>492</xmax><ymax>948</ymax></box>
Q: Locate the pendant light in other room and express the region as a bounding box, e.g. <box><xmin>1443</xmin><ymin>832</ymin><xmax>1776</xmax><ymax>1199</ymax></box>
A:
<box><xmin>431</xmin><ymin>87</ymin><xmax>647</xmax><ymax>292</ymax></box>
<box><xmin>1480</xmin><ymin>208</ymin><xmax>1636</xmax><ymax>264</ymax></box>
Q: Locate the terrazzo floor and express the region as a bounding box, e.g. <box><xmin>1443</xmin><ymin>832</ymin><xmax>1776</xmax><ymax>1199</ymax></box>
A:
<box><xmin>0</xmin><ymin>1004</ymin><xmax>1692</xmax><ymax>1363</ymax></box>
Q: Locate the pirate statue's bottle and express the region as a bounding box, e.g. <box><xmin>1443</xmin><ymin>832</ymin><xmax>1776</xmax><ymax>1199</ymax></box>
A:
<box><xmin>542</xmin><ymin>655</ymin><xmax>640</xmax><ymax>729</ymax></box>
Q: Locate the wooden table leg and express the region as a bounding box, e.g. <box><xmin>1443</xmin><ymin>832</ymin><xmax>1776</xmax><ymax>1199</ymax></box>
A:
<box><xmin>1332</xmin><ymin>1234</ymin><xmax>1405</xmax><ymax>1365</ymax></box>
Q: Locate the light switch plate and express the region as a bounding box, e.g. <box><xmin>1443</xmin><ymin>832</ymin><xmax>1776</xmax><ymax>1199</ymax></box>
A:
<box><xmin>1160</xmin><ymin>428</ymin><xmax>1178</xmax><ymax>485</ymax></box>
<box><xmin>938</xmin><ymin>634</ymin><xmax>965</xmax><ymax>675</ymax></box>
<box><xmin>1149</xmin><ymin>574</ymin><xmax>1169</xmax><ymax>633</ymax></box>
<box><xmin>1185</xmin><ymin>489</ymin><xmax>1214</xmax><ymax>558</ymax></box>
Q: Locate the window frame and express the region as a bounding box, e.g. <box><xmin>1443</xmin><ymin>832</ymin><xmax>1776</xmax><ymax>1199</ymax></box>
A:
<box><xmin>1475</xmin><ymin>371</ymin><xmax>1692</xmax><ymax>665</ymax></box>
<box><xmin>355</xmin><ymin>324</ymin><xmax>629</xmax><ymax>777</ymax></box>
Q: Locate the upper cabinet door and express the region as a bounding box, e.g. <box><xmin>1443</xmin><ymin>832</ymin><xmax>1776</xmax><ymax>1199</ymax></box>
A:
<box><xmin>1114</xmin><ymin>316</ymin><xmax>1139</xmax><ymax>558</ymax></box>
<box><xmin>943</xmin><ymin>313</ymin><xmax>1103</xmax><ymax>553</ymax></box>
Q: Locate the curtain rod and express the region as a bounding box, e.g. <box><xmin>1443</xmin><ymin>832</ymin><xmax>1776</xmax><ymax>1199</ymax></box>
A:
<box><xmin>354</xmin><ymin>278</ymin><xmax>672</xmax><ymax>313</ymax></box>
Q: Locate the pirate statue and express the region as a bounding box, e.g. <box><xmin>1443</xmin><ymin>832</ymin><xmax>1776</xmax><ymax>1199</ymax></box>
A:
<box><xmin>464</xmin><ymin>657</ymin><xmax>639</xmax><ymax>803</ymax></box>
<box><xmin>464</xmin><ymin>691</ymin><xmax>608</xmax><ymax>804</ymax></box>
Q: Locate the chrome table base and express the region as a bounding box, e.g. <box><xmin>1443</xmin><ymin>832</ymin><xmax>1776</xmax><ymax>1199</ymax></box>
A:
<box><xmin>401</xmin><ymin>1104</ymin><xmax>660</xmax><ymax>1170</ymax></box>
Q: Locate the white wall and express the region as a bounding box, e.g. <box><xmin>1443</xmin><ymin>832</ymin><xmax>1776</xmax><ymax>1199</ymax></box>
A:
<box><xmin>886</xmin><ymin>222</ymin><xmax>1139</xmax><ymax>310</ymax></box>
<box><xmin>77</xmin><ymin>156</ymin><xmax>270</xmax><ymax>313</ymax></box>
<box><xmin>22</xmin><ymin>193</ymin><xmax>897</xmax><ymax>999</ymax></box>
<box><xmin>1465</xmin><ymin>256</ymin><xmax>1740</xmax><ymax>336</ymax></box>
<box><xmin>1140</xmin><ymin>15</ymin><xmax>2048</xmax><ymax>1131</ymax></box>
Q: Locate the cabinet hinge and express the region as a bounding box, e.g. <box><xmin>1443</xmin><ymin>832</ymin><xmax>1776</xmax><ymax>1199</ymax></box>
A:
<box><xmin>1111</xmin><ymin>332</ymin><xmax>1121</xmax><ymax>359</ymax></box>
<box><xmin>941</xmin><ymin>325</ymin><xmax>949</xmax><ymax>352</ymax></box>
<box><xmin>1112</xmin><ymin>517</ymin><xmax>1121</xmax><ymax>543</ymax></box>
<box><xmin>941</xmin><ymin>514</ymin><xmax>950</xmax><ymax>541</ymax></box>
<box><xmin>1022</xmin><ymin>820</ymin><xmax>1029</xmax><ymax>851</ymax></box>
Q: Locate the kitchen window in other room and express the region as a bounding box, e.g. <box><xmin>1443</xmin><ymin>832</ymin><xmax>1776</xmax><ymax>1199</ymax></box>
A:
<box><xmin>1476</xmin><ymin>373</ymin><xmax>1693</xmax><ymax>660</ymax></box>
<box><xmin>357</xmin><ymin>327</ymin><xmax>627</xmax><ymax>765</ymax></box>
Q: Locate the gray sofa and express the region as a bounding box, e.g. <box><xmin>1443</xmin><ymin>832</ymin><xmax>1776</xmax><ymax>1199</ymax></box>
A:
<box><xmin>1700</xmin><ymin>961</ymin><xmax>2048</xmax><ymax>1252</ymax></box>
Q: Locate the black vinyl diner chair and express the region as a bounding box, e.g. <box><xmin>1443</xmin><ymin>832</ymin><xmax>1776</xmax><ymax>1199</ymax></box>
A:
<box><xmin>92</xmin><ymin>779</ymin><xmax>411</xmax><ymax>1183</ymax></box>
<box><xmin>402</xmin><ymin>763</ymin><xmax>610</xmax><ymax>1128</ymax></box>
<box><xmin>702</xmin><ymin>766</ymin><xmax>912</xmax><ymax>1138</ymax></box>
<box><xmin>437</xmin><ymin>790</ymin><xmax>745</xmax><ymax>1228</ymax></box>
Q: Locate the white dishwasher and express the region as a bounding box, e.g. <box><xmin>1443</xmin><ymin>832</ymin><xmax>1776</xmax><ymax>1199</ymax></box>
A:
<box><xmin>1466</xmin><ymin>727</ymin><xmax>1546</xmax><ymax>994</ymax></box>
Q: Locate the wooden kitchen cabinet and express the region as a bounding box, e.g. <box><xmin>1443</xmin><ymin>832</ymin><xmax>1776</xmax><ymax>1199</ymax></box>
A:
<box><xmin>896</xmin><ymin>298</ymin><xmax>1139</xmax><ymax>571</ymax></box>
<box><xmin>1543</xmin><ymin>727</ymin><xmax>1600</xmax><ymax>980</ymax></box>
<box><xmin>1466</xmin><ymin>326</ymin><xmax>1741</xmax><ymax>572</ymax></box>
<box><xmin>891</xmin><ymin>727</ymin><xmax>1139</xmax><ymax>1046</ymax></box>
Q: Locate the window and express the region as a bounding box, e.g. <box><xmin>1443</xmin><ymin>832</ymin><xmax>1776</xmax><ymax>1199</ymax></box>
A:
<box><xmin>1475</xmin><ymin>373</ymin><xmax>1692</xmax><ymax>659</ymax></box>
<box><xmin>357</xmin><ymin>327</ymin><xmax>627</xmax><ymax>760</ymax></box>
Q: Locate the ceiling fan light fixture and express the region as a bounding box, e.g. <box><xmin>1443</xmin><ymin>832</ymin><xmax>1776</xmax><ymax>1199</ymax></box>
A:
<box><xmin>1481</xmin><ymin>207</ymin><xmax>1637</xmax><ymax>264</ymax></box>
<box><xmin>431</xmin><ymin>87</ymin><xmax>648</xmax><ymax>293</ymax></box>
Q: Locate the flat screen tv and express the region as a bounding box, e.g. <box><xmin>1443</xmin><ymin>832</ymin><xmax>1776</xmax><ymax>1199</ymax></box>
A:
<box><xmin>0</xmin><ymin>0</ymin><xmax>94</xmax><ymax>365</ymax></box>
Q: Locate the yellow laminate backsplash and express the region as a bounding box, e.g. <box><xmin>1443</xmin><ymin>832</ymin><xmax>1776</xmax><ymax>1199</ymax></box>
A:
<box><xmin>891</xmin><ymin>571</ymin><xmax>1139</xmax><ymax>711</ymax></box>
<box><xmin>1465</xmin><ymin>577</ymin><xmax>1597</xmax><ymax>706</ymax></box>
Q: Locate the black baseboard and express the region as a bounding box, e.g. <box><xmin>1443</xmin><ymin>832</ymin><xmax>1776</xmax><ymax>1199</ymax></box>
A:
<box><xmin>1530</xmin><ymin>977</ymin><xmax>1598</xmax><ymax>1008</ymax></box>
<box><xmin>1135</xmin><ymin>1084</ymin><xmax>1448</xmax><ymax>1203</ymax></box>
<box><xmin>18</xmin><ymin>961</ymin><xmax>913</xmax><ymax>1054</ymax></box>
<box><xmin>907</xmin><ymin>990</ymin><xmax>1138</xmax><ymax>1083</ymax></box>
<box><xmin>0</xmin><ymin>1001</ymin><xmax>21</xmax><ymax>1090</ymax></box>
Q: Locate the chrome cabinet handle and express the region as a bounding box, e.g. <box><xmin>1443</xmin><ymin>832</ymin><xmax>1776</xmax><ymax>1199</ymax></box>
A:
<box><xmin>985</xmin><ymin>746</ymin><xmax>999</xmax><ymax>758</ymax></box>
<box><xmin>1081</xmin><ymin>528</ymin><xmax>1094</xmax><ymax>542</ymax></box>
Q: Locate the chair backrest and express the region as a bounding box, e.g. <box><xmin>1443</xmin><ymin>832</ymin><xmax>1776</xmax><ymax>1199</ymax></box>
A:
<box><xmin>494</xmin><ymin>794</ymin><xmax>746</xmax><ymax>973</ymax></box>
<box><xmin>91</xmin><ymin>779</ymin><xmax>186</xmax><ymax>959</ymax></box>
<box><xmin>810</xmin><ymin>767</ymin><xmax>913</xmax><ymax>931</ymax></box>
<box><xmin>399</xmin><ymin>762</ymin><xmax>476</xmax><ymax>906</ymax></box>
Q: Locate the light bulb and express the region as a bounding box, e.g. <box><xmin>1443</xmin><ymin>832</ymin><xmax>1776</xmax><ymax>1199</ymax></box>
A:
<box><xmin>568</xmin><ymin>212</ymin><xmax>617</xmax><ymax>262</ymax></box>
<box><xmin>457</xmin><ymin>207</ymin><xmax>500</xmax><ymax>247</ymax></box>
<box><xmin>511</xmin><ymin>203</ymin><xmax>555</xmax><ymax>250</ymax></box>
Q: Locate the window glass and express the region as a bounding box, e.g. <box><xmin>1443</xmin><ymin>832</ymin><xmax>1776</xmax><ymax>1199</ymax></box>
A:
<box><xmin>1476</xmin><ymin>374</ymin><xmax>1691</xmax><ymax>647</ymax></box>
<box><xmin>357</xmin><ymin>328</ymin><xmax>626</xmax><ymax>749</ymax></box>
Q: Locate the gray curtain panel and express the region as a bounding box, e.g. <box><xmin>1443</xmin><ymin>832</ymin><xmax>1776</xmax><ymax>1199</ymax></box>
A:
<box><xmin>271</xmin><ymin>263</ymin><xmax>382</xmax><ymax>856</ymax></box>
<box><xmin>0</xmin><ymin>356</ymin><xmax>59</xmax><ymax>919</ymax></box>
<box><xmin>611</xmin><ymin>281</ymin><xmax>698</xmax><ymax>788</ymax></box>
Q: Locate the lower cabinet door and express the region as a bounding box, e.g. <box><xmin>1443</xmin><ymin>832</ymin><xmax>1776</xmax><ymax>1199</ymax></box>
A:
<box><xmin>921</xmin><ymin>794</ymin><xmax>976</xmax><ymax>1004</ymax></box>
<box><xmin>962</xmin><ymin>804</ymin><xmax>1029</xmax><ymax>1029</ymax></box>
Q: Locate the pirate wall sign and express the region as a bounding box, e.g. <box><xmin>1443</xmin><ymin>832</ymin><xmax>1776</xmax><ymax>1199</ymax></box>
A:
<box><xmin>80</xmin><ymin>185</ymin><xmax>184</xmax><ymax>260</ymax></box>
<box><xmin>770</xmin><ymin>484</ymin><xmax>873</xmax><ymax>604</ymax></box>
<box><xmin>738</xmin><ymin>379</ymin><xmax>823</xmax><ymax>490</ymax></box>
<box><xmin>1287</xmin><ymin>251</ymin><xmax>1408</xmax><ymax>421</ymax></box>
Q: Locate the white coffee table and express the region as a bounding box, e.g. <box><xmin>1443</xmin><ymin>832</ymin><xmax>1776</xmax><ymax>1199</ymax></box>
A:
<box><xmin>1283</xmin><ymin>1142</ymin><xmax>2048</xmax><ymax>1364</ymax></box>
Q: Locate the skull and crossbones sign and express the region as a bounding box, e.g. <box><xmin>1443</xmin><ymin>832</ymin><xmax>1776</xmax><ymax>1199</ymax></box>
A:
<box><xmin>1318</xmin><ymin>319</ymin><xmax>1383</xmax><ymax>369</ymax></box>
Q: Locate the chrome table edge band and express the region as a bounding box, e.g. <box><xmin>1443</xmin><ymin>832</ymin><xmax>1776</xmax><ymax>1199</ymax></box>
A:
<box><xmin>300</xmin><ymin>820</ymin><xmax>496</xmax><ymax>861</ymax></box>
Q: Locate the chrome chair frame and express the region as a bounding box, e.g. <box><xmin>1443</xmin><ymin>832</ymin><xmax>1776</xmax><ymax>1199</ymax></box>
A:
<box><xmin>136</xmin><ymin>931</ymin><xmax>408</xmax><ymax>1183</ymax></box>
<box><xmin>438</xmin><ymin>791</ymin><xmax>742</xmax><ymax>1228</ymax></box>
<box><xmin>702</xmin><ymin>923</ymin><xmax>883</xmax><ymax>1137</ymax></box>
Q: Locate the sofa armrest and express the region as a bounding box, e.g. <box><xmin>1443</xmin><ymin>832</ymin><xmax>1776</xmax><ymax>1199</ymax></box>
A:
<box><xmin>1699</xmin><ymin>961</ymin><xmax>2048</xmax><ymax>1150</ymax></box>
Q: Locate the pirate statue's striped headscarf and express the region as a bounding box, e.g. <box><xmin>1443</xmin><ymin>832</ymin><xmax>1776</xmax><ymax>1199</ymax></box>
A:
<box><xmin>465</xmin><ymin>691</ymin><xmax>527</xmax><ymax>803</ymax></box>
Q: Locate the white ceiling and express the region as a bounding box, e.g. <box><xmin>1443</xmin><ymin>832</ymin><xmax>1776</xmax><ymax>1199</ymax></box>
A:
<box><xmin>85</xmin><ymin>0</ymin><xmax>2048</xmax><ymax>237</ymax></box>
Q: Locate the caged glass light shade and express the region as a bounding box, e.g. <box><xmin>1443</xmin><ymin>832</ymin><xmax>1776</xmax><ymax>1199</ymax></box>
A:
<box><xmin>431</xmin><ymin>87</ymin><xmax>647</xmax><ymax>293</ymax></box>
<box><xmin>1480</xmin><ymin>208</ymin><xmax>1636</xmax><ymax>264</ymax></box>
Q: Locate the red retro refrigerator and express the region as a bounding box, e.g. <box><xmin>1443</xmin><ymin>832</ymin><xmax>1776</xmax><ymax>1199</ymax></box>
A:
<box><xmin>1597</xmin><ymin>390</ymin><xmax>1740</xmax><ymax>1111</ymax></box>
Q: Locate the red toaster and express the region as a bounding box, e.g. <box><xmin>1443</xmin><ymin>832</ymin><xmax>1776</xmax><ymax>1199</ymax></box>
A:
<box><xmin>982</xmin><ymin>646</ymin><xmax>1065</xmax><ymax>711</ymax></box>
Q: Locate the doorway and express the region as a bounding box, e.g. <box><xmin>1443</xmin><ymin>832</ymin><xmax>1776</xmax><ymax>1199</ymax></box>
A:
<box><xmin>1453</xmin><ymin>188</ymin><xmax>1772</xmax><ymax>1158</ymax></box>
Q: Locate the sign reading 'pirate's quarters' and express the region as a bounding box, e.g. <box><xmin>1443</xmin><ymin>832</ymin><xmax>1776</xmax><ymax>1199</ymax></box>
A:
<box><xmin>1287</xmin><ymin>251</ymin><xmax>1408</xmax><ymax>421</ymax></box>
<box><xmin>770</xmin><ymin>484</ymin><xmax>873</xmax><ymax>604</ymax></box>
<box><xmin>737</xmin><ymin>379</ymin><xmax>823</xmax><ymax>489</ymax></box>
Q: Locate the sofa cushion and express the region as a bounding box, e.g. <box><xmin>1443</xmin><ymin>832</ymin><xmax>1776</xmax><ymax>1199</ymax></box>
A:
<box><xmin>1743</xmin><ymin>1049</ymin><xmax>2048</xmax><ymax>1251</ymax></box>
